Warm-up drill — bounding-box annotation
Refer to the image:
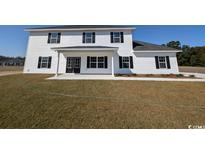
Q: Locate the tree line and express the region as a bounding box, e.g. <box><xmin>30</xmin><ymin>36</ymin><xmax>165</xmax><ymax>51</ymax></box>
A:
<box><xmin>162</xmin><ymin>41</ymin><xmax>205</xmax><ymax>66</ymax></box>
<box><xmin>0</xmin><ymin>55</ymin><xmax>25</xmax><ymax>66</ymax></box>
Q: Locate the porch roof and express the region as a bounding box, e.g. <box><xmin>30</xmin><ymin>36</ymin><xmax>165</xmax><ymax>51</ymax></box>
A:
<box><xmin>51</xmin><ymin>46</ymin><xmax>118</xmax><ymax>51</ymax></box>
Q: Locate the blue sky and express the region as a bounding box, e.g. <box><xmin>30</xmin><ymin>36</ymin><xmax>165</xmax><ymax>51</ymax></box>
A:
<box><xmin>0</xmin><ymin>25</ymin><xmax>205</xmax><ymax>57</ymax></box>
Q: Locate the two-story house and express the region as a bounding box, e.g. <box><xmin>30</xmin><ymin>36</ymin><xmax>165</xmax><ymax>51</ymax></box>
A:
<box><xmin>23</xmin><ymin>25</ymin><xmax>180</xmax><ymax>76</ymax></box>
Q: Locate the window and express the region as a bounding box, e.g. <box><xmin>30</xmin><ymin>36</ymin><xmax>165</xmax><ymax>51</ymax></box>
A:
<box><xmin>158</xmin><ymin>56</ymin><xmax>167</xmax><ymax>68</ymax></box>
<box><xmin>87</xmin><ymin>56</ymin><xmax>107</xmax><ymax>68</ymax></box>
<box><xmin>113</xmin><ymin>32</ymin><xmax>121</xmax><ymax>43</ymax></box>
<box><xmin>67</xmin><ymin>57</ymin><xmax>72</xmax><ymax>68</ymax></box>
<box><xmin>155</xmin><ymin>56</ymin><xmax>171</xmax><ymax>69</ymax></box>
<box><xmin>48</xmin><ymin>33</ymin><xmax>61</xmax><ymax>44</ymax></box>
<box><xmin>37</xmin><ymin>56</ymin><xmax>52</xmax><ymax>69</ymax></box>
<box><xmin>90</xmin><ymin>57</ymin><xmax>97</xmax><ymax>68</ymax></box>
<box><xmin>119</xmin><ymin>56</ymin><xmax>133</xmax><ymax>69</ymax></box>
<box><xmin>83</xmin><ymin>32</ymin><xmax>95</xmax><ymax>43</ymax></box>
<box><xmin>50</xmin><ymin>33</ymin><xmax>58</xmax><ymax>43</ymax></box>
<box><xmin>122</xmin><ymin>57</ymin><xmax>130</xmax><ymax>68</ymax></box>
<box><xmin>111</xmin><ymin>32</ymin><xmax>124</xmax><ymax>43</ymax></box>
<box><xmin>41</xmin><ymin>57</ymin><xmax>49</xmax><ymax>68</ymax></box>
<box><xmin>98</xmin><ymin>57</ymin><xmax>105</xmax><ymax>68</ymax></box>
<box><xmin>67</xmin><ymin>57</ymin><xmax>81</xmax><ymax>68</ymax></box>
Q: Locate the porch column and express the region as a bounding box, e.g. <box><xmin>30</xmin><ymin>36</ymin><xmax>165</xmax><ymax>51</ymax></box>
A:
<box><xmin>55</xmin><ymin>51</ymin><xmax>60</xmax><ymax>76</ymax></box>
<box><xmin>111</xmin><ymin>54</ymin><xmax>114</xmax><ymax>77</ymax></box>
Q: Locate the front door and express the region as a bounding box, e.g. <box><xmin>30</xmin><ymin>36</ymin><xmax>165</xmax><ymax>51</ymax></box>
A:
<box><xmin>66</xmin><ymin>57</ymin><xmax>81</xmax><ymax>73</ymax></box>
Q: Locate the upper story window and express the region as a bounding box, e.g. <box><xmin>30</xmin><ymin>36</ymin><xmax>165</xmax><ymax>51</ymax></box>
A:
<box><xmin>110</xmin><ymin>32</ymin><xmax>124</xmax><ymax>43</ymax></box>
<box><xmin>83</xmin><ymin>32</ymin><xmax>95</xmax><ymax>43</ymax></box>
<box><xmin>37</xmin><ymin>56</ymin><xmax>52</xmax><ymax>69</ymax></box>
<box><xmin>47</xmin><ymin>33</ymin><xmax>61</xmax><ymax>44</ymax></box>
<box><xmin>155</xmin><ymin>56</ymin><xmax>171</xmax><ymax>69</ymax></box>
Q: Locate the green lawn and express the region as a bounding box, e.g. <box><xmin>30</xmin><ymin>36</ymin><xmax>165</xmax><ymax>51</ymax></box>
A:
<box><xmin>0</xmin><ymin>74</ymin><xmax>205</xmax><ymax>128</ymax></box>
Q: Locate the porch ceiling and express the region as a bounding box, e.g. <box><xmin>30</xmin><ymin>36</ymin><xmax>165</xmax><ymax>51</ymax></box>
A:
<box><xmin>51</xmin><ymin>46</ymin><xmax>118</xmax><ymax>52</ymax></box>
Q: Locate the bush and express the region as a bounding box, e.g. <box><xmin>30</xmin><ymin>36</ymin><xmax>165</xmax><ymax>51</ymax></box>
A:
<box><xmin>176</xmin><ymin>74</ymin><xmax>184</xmax><ymax>77</ymax></box>
<box><xmin>189</xmin><ymin>74</ymin><xmax>195</xmax><ymax>78</ymax></box>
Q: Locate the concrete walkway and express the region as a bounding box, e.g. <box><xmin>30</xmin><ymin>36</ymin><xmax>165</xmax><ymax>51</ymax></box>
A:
<box><xmin>47</xmin><ymin>73</ymin><xmax>205</xmax><ymax>82</ymax></box>
<box><xmin>181</xmin><ymin>72</ymin><xmax>205</xmax><ymax>79</ymax></box>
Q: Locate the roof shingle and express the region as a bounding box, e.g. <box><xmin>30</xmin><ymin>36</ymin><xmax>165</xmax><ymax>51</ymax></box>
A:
<box><xmin>133</xmin><ymin>40</ymin><xmax>179</xmax><ymax>51</ymax></box>
<box><xmin>27</xmin><ymin>25</ymin><xmax>135</xmax><ymax>30</ymax></box>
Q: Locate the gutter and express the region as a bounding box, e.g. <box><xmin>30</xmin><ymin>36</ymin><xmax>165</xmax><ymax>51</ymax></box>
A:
<box><xmin>24</xmin><ymin>27</ymin><xmax>136</xmax><ymax>32</ymax></box>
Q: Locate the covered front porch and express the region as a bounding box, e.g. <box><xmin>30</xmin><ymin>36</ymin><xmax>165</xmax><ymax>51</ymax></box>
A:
<box><xmin>52</xmin><ymin>46</ymin><xmax>118</xmax><ymax>77</ymax></box>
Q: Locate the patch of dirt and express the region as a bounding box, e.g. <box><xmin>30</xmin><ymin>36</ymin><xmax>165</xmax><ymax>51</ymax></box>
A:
<box><xmin>115</xmin><ymin>74</ymin><xmax>197</xmax><ymax>79</ymax></box>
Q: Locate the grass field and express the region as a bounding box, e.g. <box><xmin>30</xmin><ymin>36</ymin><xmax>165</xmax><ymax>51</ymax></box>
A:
<box><xmin>179</xmin><ymin>66</ymin><xmax>205</xmax><ymax>74</ymax></box>
<box><xmin>0</xmin><ymin>74</ymin><xmax>205</xmax><ymax>128</ymax></box>
<box><xmin>0</xmin><ymin>66</ymin><xmax>23</xmax><ymax>72</ymax></box>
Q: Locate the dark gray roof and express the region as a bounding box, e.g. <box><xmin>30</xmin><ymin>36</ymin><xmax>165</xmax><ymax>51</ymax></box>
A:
<box><xmin>133</xmin><ymin>40</ymin><xmax>179</xmax><ymax>51</ymax></box>
<box><xmin>28</xmin><ymin>25</ymin><xmax>135</xmax><ymax>30</ymax></box>
<box><xmin>51</xmin><ymin>46</ymin><xmax>118</xmax><ymax>50</ymax></box>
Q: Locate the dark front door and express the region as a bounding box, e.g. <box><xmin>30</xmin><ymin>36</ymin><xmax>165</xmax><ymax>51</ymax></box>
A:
<box><xmin>66</xmin><ymin>57</ymin><xmax>81</xmax><ymax>73</ymax></box>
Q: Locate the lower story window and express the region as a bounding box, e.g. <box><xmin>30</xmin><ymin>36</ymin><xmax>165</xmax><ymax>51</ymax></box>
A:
<box><xmin>98</xmin><ymin>57</ymin><xmax>105</xmax><ymax>68</ymax></box>
<box><xmin>119</xmin><ymin>56</ymin><xmax>133</xmax><ymax>69</ymax></box>
<box><xmin>158</xmin><ymin>56</ymin><xmax>167</xmax><ymax>68</ymax></box>
<box><xmin>87</xmin><ymin>56</ymin><xmax>108</xmax><ymax>68</ymax></box>
<box><xmin>90</xmin><ymin>57</ymin><xmax>97</xmax><ymax>68</ymax></box>
<box><xmin>155</xmin><ymin>56</ymin><xmax>171</xmax><ymax>69</ymax></box>
<box><xmin>122</xmin><ymin>57</ymin><xmax>130</xmax><ymax>68</ymax></box>
<box><xmin>41</xmin><ymin>57</ymin><xmax>49</xmax><ymax>68</ymax></box>
<box><xmin>38</xmin><ymin>56</ymin><xmax>52</xmax><ymax>69</ymax></box>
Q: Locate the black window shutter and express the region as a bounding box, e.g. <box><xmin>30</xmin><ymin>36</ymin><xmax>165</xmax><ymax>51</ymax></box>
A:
<box><xmin>120</xmin><ymin>32</ymin><xmax>124</xmax><ymax>43</ymax></box>
<box><xmin>155</xmin><ymin>56</ymin><xmax>159</xmax><ymax>69</ymax></box>
<box><xmin>110</xmin><ymin>32</ymin><xmax>114</xmax><ymax>43</ymax></box>
<box><xmin>119</xmin><ymin>56</ymin><xmax>122</xmax><ymax>68</ymax></box>
<box><xmin>48</xmin><ymin>56</ymin><xmax>52</xmax><ymax>68</ymax></box>
<box><xmin>166</xmin><ymin>56</ymin><xmax>171</xmax><ymax>69</ymax></box>
<box><xmin>38</xmin><ymin>57</ymin><xmax>42</xmax><ymax>68</ymax></box>
<box><xmin>92</xmin><ymin>32</ymin><xmax>95</xmax><ymax>43</ymax></box>
<box><xmin>104</xmin><ymin>56</ymin><xmax>108</xmax><ymax>68</ymax></box>
<box><xmin>130</xmin><ymin>56</ymin><xmax>133</xmax><ymax>68</ymax></box>
<box><xmin>87</xmin><ymin>56</ymin><xmax>90</xmax><ymax>68</ymax></box>
<box><xmin>83</xmin><ymin>32</ymin><xmax>85</xmax><ymax>43</ymax></box>
<box><xmin>57</xmin><ymin>33</ymin><xmax>61</xmax><ymax>43</ymax></box>
<box><xmin>47</xmin><ymin>33</ymin><xmax>51</xmax><ymax>43</ymax></box>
